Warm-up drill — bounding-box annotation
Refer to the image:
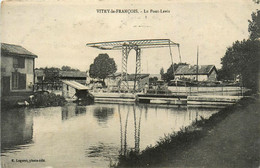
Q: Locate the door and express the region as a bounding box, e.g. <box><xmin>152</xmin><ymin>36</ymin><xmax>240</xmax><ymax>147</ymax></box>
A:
<box><xmin>2</xmin><ymin>76</ymin><xmax>10</xmax><ymax>96</ymax></box>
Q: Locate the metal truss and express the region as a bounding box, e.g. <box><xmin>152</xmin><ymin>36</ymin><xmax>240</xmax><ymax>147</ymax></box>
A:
<box><xmin>86</xmin><ymin>39</ymin><xmax>179</xmax><ymax>50</ymax></box>
<box><xmin>134</xmin><ymin>47</ymin><xmax>141</xmax><ymax>92</ymax></box>
<box><xmin>86</xmin><ymin>39</ymin><xmax>180</xmax><ymax>92</ymax></box>
<box><xmin>120</xmin><ymin>45</ymin><xmax>141</xmax><ymax>91</ymax></box>
<box><xmin>121</xmin><ymin>45</ymin><xmax>131</xmax><ymax>89</ymax></box>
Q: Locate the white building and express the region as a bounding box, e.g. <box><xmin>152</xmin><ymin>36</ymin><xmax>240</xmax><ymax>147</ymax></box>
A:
<box><xmin>175</xmin><ymin>65</ymin><xmax>218</xmax><ymax>81</ymax></box>
<box><xmin>1</xmin><ymin>43</ymin><xmax>37</xmax><ymax>97</ymax></box>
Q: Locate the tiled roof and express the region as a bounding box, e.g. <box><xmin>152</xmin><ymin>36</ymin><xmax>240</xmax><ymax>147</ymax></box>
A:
<box><xmin>59</xmin><ymin>71</ymin><xmax>86</xmax><ymax>78</ymax></box>
<box><xmin>175</xmin><ymin>65</ymin><xmax>216</xmax><ymax>75</ymax></box>
<box><xmin>1</xmin><ymin>43</ymin><xmax>37</xmax><ymax>58</ymax></box>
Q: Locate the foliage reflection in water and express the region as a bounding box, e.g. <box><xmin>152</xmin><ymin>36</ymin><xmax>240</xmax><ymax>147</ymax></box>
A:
<box><xmin>1</xmin><ymin>103</ymin><xmax>219</xmax><ymax>168</ymax></box>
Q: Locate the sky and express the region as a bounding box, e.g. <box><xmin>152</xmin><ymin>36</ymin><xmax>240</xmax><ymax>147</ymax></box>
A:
<box><xmin>1</xmin><ymin>0</ymin><xmax>259</xmax><ymax>74</ymax></box>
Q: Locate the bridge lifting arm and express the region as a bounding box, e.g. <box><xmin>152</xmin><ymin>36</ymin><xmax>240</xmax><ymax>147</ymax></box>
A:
<box><xmin>86</xmin><ymin>39</ymin><xmax>181</xmax><ymax>92</ymax></box>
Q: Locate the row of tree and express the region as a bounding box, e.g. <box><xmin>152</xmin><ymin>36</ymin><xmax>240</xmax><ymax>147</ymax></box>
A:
<box><xmin>37</xmin><ymin>66</ymin><xmax>80</xmax><ymax>82</ymax></box>
<box><xmin>37</xmin><ymin>65</ymin><xmax>80</xmax><ymax>73</ymax></box>
<box><xmin>218</xmin><ymin>9</ymin><xmax>260</xmax><ymax>92</ymax></box>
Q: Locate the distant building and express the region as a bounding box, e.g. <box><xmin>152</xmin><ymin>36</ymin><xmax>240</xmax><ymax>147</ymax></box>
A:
<box><xmin>59</xmin><ymin>70</ymin><xmax>87</xmax><ymax>85</ymax></box>
<box><xmin>106</xmin><ymin>73</ymin><xmax>149</xmax><ymax>91</ymax></box>
<box><xmin>34</xmin><ymin>69</ymin><xmax>87</xmax><ymax>90</ymax></box>
<box><xmin>1</xmin><ymin>43</ymin><xmax>37</xmax><ymax>97</ymax></box>
<box><xmin>34</xmin><ymin>69</ymin><xmax>45</xmax><ymax>83</ymax></box>
<box><xmin>175</xmin><ymin>65</ymin><xmax>218</xmax><ymax>81</ymax></box>
<box><xmin>127</xmin><ymin>74</ymin><xmax>150</xmax><ymax>90</ymax></box>
<box><xmin>105</xmin><ymin>72</ymin><xmax>122</xmax><ymax>88</ymax></box>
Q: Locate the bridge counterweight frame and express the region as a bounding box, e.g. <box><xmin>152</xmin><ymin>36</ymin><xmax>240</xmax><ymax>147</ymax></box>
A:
<box><xmin>86</xmin><ymin>39</ymin><xmax>180</xmax><ymax>92</ymax></box>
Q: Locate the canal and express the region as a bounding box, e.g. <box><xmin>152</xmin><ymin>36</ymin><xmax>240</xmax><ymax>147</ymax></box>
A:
<box><xmin>1</xmin><ymin>103</ymin><xmax>220</xmax><ymax>168</ymax></box>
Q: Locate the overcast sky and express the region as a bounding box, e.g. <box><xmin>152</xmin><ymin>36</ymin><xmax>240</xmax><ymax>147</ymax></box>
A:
<box><xmin>1</xmin><ymin>0</ymin><xmax>259</xmax><ymax>74</ymax></box>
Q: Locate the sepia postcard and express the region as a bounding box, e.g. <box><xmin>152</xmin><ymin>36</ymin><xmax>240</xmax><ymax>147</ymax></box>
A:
<box><xmin>1</xmin><ymin>0</ymin><xmax>259</xmax><ymax>167</ymax></box>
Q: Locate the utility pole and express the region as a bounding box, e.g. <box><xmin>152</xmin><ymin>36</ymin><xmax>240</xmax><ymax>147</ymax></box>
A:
<box><xmin>196</xmin><ymin>46</ymin><xmax>199</xmax><ymax>82</ymax></box>
<box><xmin>169</xmin><ymin>40</ymin><xmax>175</xmax><ymax>80</ymax></box>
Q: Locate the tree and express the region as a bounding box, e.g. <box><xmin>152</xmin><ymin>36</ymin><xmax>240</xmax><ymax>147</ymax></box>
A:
<box><xmin>164</xmin><ymin>63</ymin><xmax>188</xmax><ymax>82</ymax></box>
<box><xmin>220</xmin><ymin>39</ymin><xmax>260</xmax><ymax>91</ymax></box>
<box><xmin>219</xmin><ymin>9</ymin><xmax>260</xmax><ymax>92</ymax></box>
<box><xmin>248</xmin><ymin>10</ymin><xmax>260</xmax><ymax>40</ymax></box>
<box><xmin>61</xmin><ymin>66</ymin><xmax>80</xmax><ymax>71</ymax></box>
<box><xmin>217</xmin><ymin>68</ymin><xmax>232</xmax><ymax>81</ymax></box>
<box><xmin>160</xmin><ymin>68</ymin><xmax>164</xmax><ymax>80</ymax></box>
<box><xmin>43</xmin><ymin>67</ymin><xmax>60</xmax><ymax>82</ymax></box>
<box><xmin>89</xmin><ymin>53</ymin><xmax>117</xmax><ymax>83</ymax></box>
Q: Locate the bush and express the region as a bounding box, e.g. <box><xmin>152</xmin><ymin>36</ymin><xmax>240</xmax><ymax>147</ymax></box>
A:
<box><xmin>30</xmin><ymin>93</ymin><xmax>66</xmax><ymax>107</ymax></box>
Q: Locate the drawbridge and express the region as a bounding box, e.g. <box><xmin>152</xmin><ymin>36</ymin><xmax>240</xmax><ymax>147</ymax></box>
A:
<box><xmin>86</xmin><ymin>39</ymin><xmax>181</xmax><ymax>92</ymax></box>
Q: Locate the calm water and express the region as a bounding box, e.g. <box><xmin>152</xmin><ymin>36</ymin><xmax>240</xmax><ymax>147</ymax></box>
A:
<box><xmin>1</xmin><ymin>103</ymin><xmax>220</xmax><ymax>168</ymax></box>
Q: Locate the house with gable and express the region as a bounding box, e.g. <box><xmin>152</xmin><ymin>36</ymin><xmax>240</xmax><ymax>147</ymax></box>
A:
<box><xmin>174</xmin><ymin>65</ymin><xmax>218</xmax><ymax>81</ymax></box>
<box><xmin>1</xmin><ymin>43</ymin><xmax>37</xmax><ymax>98</ymax></box>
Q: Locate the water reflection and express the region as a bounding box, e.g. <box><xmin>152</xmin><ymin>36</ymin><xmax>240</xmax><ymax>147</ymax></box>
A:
<box><xmin>118</xmin><ymin>104</ymin><xmax>143</xmax><ymax>155</ymax></box>
<box><xmin>1</xmin><ymin>103</ymin><xmax>220</xmax><ymax>167</ymax></box>
<box><xmin>62</xmin><ymin>103</ymin><xmax>86</xmax><ymax>120</ymax></box>
<box><xmin>117</xmin><ymin>104</ymin><xmax>220</xmax><ymax>155</ymax></box>
<box><xmin>93</xmin><ymin>107</ymin><xmax>114</xmax><ymax>126</ymax></box>
<box><xmin>1</xmin><ymin>108</ymin><xmax>33</xmax><ymax>152</ymax></box>
<box><xmin>87</xmin><ymin>142</ymin><xmax>119</xmax><ymax>159</ymax></box>
<box><xmin>134</xmin><ymin>105</ymin><xmax>142</xmax><ymax>153</ymax></box>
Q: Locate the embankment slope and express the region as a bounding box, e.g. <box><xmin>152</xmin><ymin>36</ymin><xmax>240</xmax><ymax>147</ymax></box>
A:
<box><xmin>163</xmin><ymin>98</ymin><xmax>260</xmax><ymax>167</ymax></box>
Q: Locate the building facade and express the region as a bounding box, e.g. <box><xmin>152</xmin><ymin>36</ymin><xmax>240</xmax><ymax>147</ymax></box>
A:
<box><xmin>59</xmin><ymin>71</ymin><xmax>87</xmax><ymax>85</ymax></box>
<box><xmin>106</xmin><ymin>73</ymin><xmax>149</xmax><ymax>91</ymax></box>
<box><xmin>175</xmin><ymin>65</ymin><xmax>218</xmax><ymax>82</ymax></box>
<box><xmin>1</xmin><ymin>43</ymin><xmax>37</xmax><ymax>97</ymax></box>
<box><xmin>34</xmin><ymin>69</ymin><xmax>87</xmax><ymax>90</ymax></box>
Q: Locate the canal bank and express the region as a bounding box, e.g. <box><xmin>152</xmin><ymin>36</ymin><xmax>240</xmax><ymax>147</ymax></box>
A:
<box><xmin>92</xmin><ymin>92</ymin><xmax>242</xmax><ymax>106</ymax></box>
<box><xmin>115</xmin><ymin>97</ymin><xmax>260</xmax><ymax>167</ymax></box>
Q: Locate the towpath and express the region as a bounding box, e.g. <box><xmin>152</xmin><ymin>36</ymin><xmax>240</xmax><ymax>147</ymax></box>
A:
<box><xmin>161</xmin><ymin>99</ymin><xmax>260</xmax><ymax>167</ymax></box>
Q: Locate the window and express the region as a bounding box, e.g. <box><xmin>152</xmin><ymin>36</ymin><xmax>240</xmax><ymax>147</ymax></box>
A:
<box><xmin>13</xmin><ymin>57</ymin><xmax>25</xmax><ymax>68</ymax></box>
<box><xmin>12</xmin><ymin>72</ymin><xmax>26</xmax><ymax>90</ymax></box>
<box><xmin>12</xmin><ymin>72</ymin><xmax>19</xmax><ymax>89</ymax></box>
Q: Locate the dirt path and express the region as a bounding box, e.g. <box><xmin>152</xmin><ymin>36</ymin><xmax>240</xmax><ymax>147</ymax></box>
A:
<box><xmin>161</xmin><ymin>99</ymin><xmax>260</xmax><ymax>168</ymax></box>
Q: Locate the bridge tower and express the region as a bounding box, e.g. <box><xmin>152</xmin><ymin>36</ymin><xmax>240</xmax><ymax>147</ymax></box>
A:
<box><xmin>87</xmin><ymin>39</ymin><xmax>181</xmax><ymax>92</ymax></box>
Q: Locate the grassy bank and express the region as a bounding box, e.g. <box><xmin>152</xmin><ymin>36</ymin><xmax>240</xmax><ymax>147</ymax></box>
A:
<box><xmin>115</xmin><ymin>97</ymin><xmax>258</xmax><ymax>167</ymax></box>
